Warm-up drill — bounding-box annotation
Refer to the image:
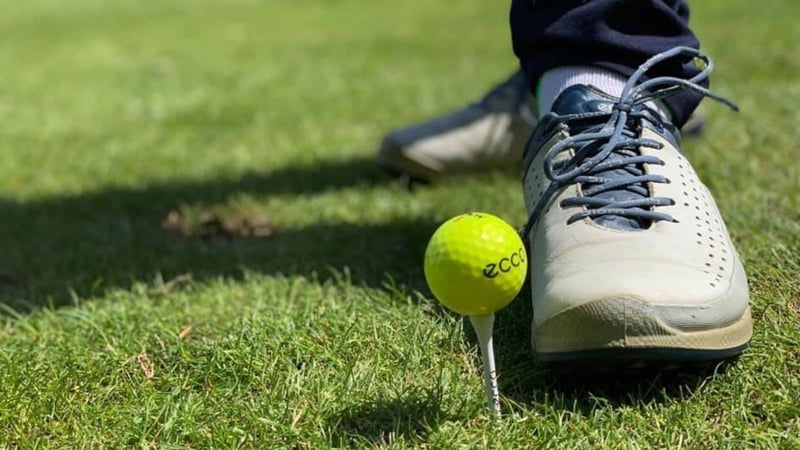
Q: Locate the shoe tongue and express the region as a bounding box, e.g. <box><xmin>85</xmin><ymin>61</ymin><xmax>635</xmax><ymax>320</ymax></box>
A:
<box><xmin>552</xmin><ymin>85</ymin><xmax>649</xmax><ymax>231</ymax></box>
<box><xmin>550</xmin><ymin>85</ymin><xmax>618</xmax><ymax>116</ymax></box>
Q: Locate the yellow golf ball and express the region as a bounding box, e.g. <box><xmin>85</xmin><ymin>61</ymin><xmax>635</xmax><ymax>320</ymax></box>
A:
<box><xmin>424</xmin><ymin>212</ymin><xmax>527</xmax><ymax>316</ymax></box>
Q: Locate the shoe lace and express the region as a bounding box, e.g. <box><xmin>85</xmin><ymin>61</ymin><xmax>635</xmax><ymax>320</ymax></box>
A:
<box><xmin>522</xmin><ymin>46</ymin><xmax>738</xmax><ymax>237</ymax></box>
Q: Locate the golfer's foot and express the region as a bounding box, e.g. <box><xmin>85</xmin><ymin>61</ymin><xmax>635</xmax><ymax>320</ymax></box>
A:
<box><xmin>377</xmin><ymin>71</ymin><xmax>537</xmax><ymax>182</ymax></box>
<box><xmin>521</xmin><ymin>48</ymin><xmax>752</xmax><ymax>368</ymax></box>
<box><xmin>378</xmin><ymin>70</ymin><xmax>706</xmax><ymax>183</ymax></box>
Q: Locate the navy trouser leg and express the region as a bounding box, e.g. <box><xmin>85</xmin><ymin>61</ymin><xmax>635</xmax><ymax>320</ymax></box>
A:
<box><xmin>510</xmin><ymin>0</ymin><xmax>702</xmax><ymax>126</ymax></box>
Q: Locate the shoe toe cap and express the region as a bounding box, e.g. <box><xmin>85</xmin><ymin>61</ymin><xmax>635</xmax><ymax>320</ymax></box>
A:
<box><xmin>535</xmin><ymin>256</ymin><xmax>750</xmax><ymax>332</ymax></box>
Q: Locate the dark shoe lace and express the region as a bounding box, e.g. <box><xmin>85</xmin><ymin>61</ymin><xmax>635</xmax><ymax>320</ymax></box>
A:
<box><xmin>522</xmin><ymin>46</ymin><xmax>738</xmax><ymax>237</ymax></box>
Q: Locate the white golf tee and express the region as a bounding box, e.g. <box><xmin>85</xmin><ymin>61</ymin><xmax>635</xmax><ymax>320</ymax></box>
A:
<box><xmin>469</xmin><ymin>314</ymin><xmax>501</xmax><ymax>416</ymax></box>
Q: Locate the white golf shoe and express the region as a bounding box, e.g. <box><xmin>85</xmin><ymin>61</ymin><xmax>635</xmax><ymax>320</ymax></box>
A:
<box><xmin>521</xmin><ymin>48</ymin><xmax>752</xmax><ymax>366</ymax></box>
<box><xmin>377</xmin><ymin>71</ymin><xmax>537</xmax><ymax>182</ymax></box>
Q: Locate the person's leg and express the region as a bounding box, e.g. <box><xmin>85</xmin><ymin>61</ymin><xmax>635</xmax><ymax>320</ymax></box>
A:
<box><xmin>511</xmin><ymin>0</ymin><xmax>701</xmax><ymax>125</ymax></box>
<box><xmin>514</xmin><ymin>0</ymin><xmax>752</xmax><ymax>367</ymax></box>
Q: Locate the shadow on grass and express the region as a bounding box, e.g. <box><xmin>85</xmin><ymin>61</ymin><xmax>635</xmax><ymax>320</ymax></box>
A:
<box><xmin>329</xmin><ymin>390</ymin><xmax>446</xmax><ymax>447</ymax></box>
<box><xmin>504</xmin><ymin>360</ymin><xmax>739</xmax><ymax>421</ymax></box>
<box><xmin>0</xmin><ymin>156</ymin><xmax>440</xmax><ymax>311</ymax></box>
<box><xmin>0</xmin><ymin>150</ymin><xmax>735</xmax><ymax>421</ymax></box>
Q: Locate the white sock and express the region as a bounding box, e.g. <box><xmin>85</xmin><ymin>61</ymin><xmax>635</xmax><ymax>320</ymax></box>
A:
<box><xmin>536</xmin><ymin>66</ymin><xmax>627</xmax><ymax>114</ymax></box>
<box><xmin>536</xmin><ymin>66</ymin><xmax>669</xmax><ymax>119</ymax></box>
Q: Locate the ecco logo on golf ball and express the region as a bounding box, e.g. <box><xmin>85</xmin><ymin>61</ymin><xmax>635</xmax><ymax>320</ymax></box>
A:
<box><xmin>482</xmin><ymin>248</ymin><xmax>526</xmax><ymax>279</ymax></box>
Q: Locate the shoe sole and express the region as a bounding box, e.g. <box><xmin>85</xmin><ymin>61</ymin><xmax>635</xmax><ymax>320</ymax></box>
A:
<box><xmin>533</xmin><ymin>298</ymin><xmax>753</xmax><ymax>366</ymax></box>
<box><xmin>377</xmin><ymin>149</ymin><xmax>521</xmax><ymax>184</ymax></box>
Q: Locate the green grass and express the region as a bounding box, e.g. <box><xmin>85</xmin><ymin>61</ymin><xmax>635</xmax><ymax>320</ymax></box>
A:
<box><xmin>0</xmin><ymin>0</ymin><xmax>798</xmax><ymax>447</ymax></box>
